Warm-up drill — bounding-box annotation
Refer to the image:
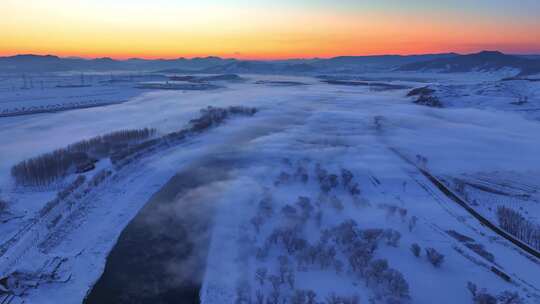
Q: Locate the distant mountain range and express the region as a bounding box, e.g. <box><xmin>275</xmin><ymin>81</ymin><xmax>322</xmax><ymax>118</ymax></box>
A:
<box><xmin>1</xmin><ymin>51</ymin><xmax>539</xmax><ymax>76</ymax></box>
<box><xmin>399</xmin><ymin>51</ymin><xmax>540</xmax><ymax>76</ymax></box>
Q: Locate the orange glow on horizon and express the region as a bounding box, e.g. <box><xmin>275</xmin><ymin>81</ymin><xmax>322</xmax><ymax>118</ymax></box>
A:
<box><xmin>1</xmin><ymin>1</ymin><xmax>539</xmax><ymax>60</ymax></box>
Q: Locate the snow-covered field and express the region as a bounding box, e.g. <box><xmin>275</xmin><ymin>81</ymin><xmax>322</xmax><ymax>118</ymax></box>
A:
<box><xmin>0</xmin><ymin>72</ymin><xmax>539</xmax><ymax>303</ymax></box>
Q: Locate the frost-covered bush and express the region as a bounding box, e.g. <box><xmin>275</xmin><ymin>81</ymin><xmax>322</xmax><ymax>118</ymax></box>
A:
<box><xmin>425</xmin><ymin>248</ymin><xmax>445</xmax><ymax>267</ymax></box>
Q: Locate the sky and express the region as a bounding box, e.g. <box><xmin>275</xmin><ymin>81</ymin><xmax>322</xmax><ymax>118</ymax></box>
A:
<box><xmin>1</xmin><ymin>0</ymin><xmax>540</xmax><ymax>59</ymax></box>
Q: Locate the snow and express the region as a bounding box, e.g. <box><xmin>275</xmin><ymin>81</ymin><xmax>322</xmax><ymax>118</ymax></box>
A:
<box><xmin>0</xmin><ymin>71</ymin><xmax>539</xmax><ymax>303</ymax></box>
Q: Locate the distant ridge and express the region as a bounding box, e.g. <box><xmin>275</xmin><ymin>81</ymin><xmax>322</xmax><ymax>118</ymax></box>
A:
<box><xmin>1</xmin><ymin>52</ymin><xmax>539</xmax><ymax>75</ymax></box>
<box><xmin>398</xmin><ymin>51</ymin><xmax>540</xmax><ymax>76</ymax></box>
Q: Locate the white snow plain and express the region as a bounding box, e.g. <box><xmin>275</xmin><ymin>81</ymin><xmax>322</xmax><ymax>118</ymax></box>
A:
<box><xmin>0</xmin><ymin>72</ymin><xmax>539</xmax><ymax>303</ymax></box>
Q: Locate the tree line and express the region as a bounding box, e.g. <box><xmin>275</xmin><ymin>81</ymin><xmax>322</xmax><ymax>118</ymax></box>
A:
<box><xmin>497</xmin><ymin>206</ymin><xmax>540</xmax><ymax>251</ymax></box>
<box><xmin>11</xmin><ymin>128</ymin><xmax>155</xmax><ymax>186</ymax></box>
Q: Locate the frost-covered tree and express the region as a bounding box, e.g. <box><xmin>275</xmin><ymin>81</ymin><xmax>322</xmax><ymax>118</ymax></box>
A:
<box><xmin>341</xmin><ymin>169</ymin><xmax>354</xmax><ymax>187</ymax></box>
<box><xmin>320</xmin><ymin>174</ymin><xmax>339</xmax><ymax>193</ymax></box>
<box><xmin>258</xmin><ymin>197</ymin><xmax>273</xmax><ymax>217</ymax></box>
<box><xmin>410</xmin><ymin>243</ymin><xmax>421</xmax><ymax>257</ymax></box>
<box><xmin>296</xmin><ymin>196</ymin><xmax>314</xmax><ymax>219</ymax></box>
<box><xmin>268</xmin><ymin>275</ymin><xmax>281</xmax><ymax>292</ymax></box>
<box><xmin>306</xmin><ymin>290</ymin><xmax>317</xmax><ymax>304</ymax></box>
<box><xmin>348</xmin><ymin>242</ymin><xmax>375</xmax><ymax>272</ymax></box>
<box><xmin>291</xmin><ymin>290</ymin><xmax>307</xmax><ymax>304</ymax></box>
<box><xmin>425</xmin><ymin>247</ymin><xmax>445</xmax><ymax>267</ymax></box>
<box><xmin>398</xmin><ymin>208</ymin><xmax>408</xmax><ymax>222</ymax></box>
<box><xmin>0</xmin><ymin>199</ymin><xmax>8</xmax><ymax>213</ymax></box>
<box><xmin>282</xmin><ymin>204</ymin><xmax>298</xmax><ymax>219</ymax></box>
<box><xmin>255</xmin><ymin>290</ymin><xmax>264</xmax><ymax>304</ymax></box>
<box><xmin>365</xmin><ymin>259</ymin><xmax>389</xmax><ymax>286</ymax></box>
<box><xmin>381</xmin><ymin>268</ymin><xmax>410</xmax><ymax>300</ymax></box>
<box><xmin>333</xmin><ymin>260</ymin><xmax>344</xmax><ymax>274</ymax></box>
<box><xmin>251</xmin><ymin>215</ymin><xmax>264</xmax><ymax>233</ymax></box>
<box><xmin>255</xmin><ymin>267</ymin><xmax>267</xmax><ymax>285</ymax></box>
<box><xmin>383</xmin><ymin>230</ymin><xmax>401</xmax><ymax>247</ymax></box>
<box><xmin>315</xmin><ymin>211</ymin><xmax>323</xmax><ymax>227</ymax></box>
<box><xmin>473</xmin><ymin>292</ymin><xmax>497</xmax><ymax>304</ymax></box>
<box><xmin>497</xmin><ymin>291</ymin><xmax>524</xmax><ymax>304</ymax></box>
<box><xmin>408</xmin><ymin>216</ymin><xmax>418</xmax><ymax>232</ymax></box>
<box><xmin>286</xmin><ymin>271</ymin><xmax>295</xmax><ymax>289</ymax></box>
<box><xmin>329</xmin><ymin>195</ymin><xmax>344</xmax><ymax>211</ymax></box>
<box><xmin>467</xmin><ymin>282</ymin><xmax>478</xmax><ymax>296</ymax></box>
<box><xmin>295</xmin><ymin>166</ymin><xmax>309</xmax><ymax>183</ymax></box>
<box><xmin>497</xmin><ymin>206</ymin><xmax>540</xmax><ymax>250</ymax></box>
<box><xmin>275</xmin><ymin>172</ymin><xmax>292</xmax><ymax>186</ymax></box>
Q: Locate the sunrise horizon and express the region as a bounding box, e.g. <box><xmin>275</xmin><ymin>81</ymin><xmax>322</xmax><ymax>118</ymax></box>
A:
<box><xmin>1</xmin><ymin>48</ymin><xmax>540</xmax><ymax>62</ymax></box>
<box><xmin>3</xmin><ymin>1</ymin><xmax>540</xmax><ymax>61</ymax></box>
